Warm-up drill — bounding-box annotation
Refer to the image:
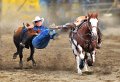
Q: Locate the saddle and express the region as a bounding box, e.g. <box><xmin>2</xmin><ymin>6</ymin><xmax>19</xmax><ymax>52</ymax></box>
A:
<box><xmin>72</xmin><ymin>19</ymin><xmax>87</xmax><ymax>33</ymax></box>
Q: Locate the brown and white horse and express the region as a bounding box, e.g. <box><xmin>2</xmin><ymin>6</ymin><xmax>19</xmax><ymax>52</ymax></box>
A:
<box><xmin>70</xmin><ymin>13</ymin><xmax>99</xmax><ymax>74</ymax></box>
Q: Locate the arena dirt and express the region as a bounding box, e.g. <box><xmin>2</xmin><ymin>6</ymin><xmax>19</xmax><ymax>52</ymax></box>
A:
<box><xmin>0</xmin><ymin>30</ymin><xmax>120</xmax><ymax>82</ymax></box>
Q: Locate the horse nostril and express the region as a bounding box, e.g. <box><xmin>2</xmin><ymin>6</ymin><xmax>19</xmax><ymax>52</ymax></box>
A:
<box><xmin>92</xmin><ymin>35</ymin><xmax>97</xmax><ymax>40</ymax></box>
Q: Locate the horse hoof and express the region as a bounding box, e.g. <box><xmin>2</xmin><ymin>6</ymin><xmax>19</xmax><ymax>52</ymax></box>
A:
<box><xmin>79</xmin><ymin>59</ymin><xmax>85</xmax><ymax>69</ymax></box>
<box><xmin>19</xmin><ymin>62</ymin><xmax>23</xmax><ymax>68</ymax></box>
<box><xmin>77</xmin><ymin>70</ymin><xmax>82</xmax><ymax>75</ymax></box>
<box><xmin>87</xmin><ymin>59</ymin><xmax>93</xmax><ymax>66</ymax></box>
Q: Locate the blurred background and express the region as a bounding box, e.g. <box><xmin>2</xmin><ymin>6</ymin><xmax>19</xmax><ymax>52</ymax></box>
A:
<box><xmin>0</xmin><ymin>0</ymin><xmax>120</xmax><ymax>34</ymax></box>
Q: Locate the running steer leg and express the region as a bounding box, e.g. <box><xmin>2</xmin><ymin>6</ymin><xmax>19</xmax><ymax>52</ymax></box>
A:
<box><xmin>13</xmin><ymin>42</ymin><xmax>20</xmax><ymax>59</ymax></box>
<box><xmin>19</xmin><ymin>46</ymin><xmax>24</xmax><ymax>68</ymax></box>
<box><xmin>27</xmin><ymin>44</ymin><xmax>36</xmax><ymax>67</ymax></box>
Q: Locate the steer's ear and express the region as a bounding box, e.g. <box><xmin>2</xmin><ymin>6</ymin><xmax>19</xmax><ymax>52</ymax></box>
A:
<box><xmin>26</xmin><ymin>23</ymin><xmax>30</xmax><ymax>27</ymax></box>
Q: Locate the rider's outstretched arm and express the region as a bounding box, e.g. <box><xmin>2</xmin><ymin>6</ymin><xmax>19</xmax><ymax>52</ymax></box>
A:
<box><xmin>58</xmin><ymin>23</ymin><xmax>76</xmax><ymax>29</ymax></box>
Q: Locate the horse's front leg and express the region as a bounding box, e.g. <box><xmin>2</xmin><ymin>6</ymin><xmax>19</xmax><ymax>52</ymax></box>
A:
<box><xmin>86</xmin><ymin>50</ymin><xmax>96</xmax><ymax>67</ymax></box>
<box><xmin>75</xmin><ymin>55</ymin><xmax>82</xmax><ymax>74</ymax></box>
<box><xmin>83</xmin><ymin>52</ymin><xmax>89</xmax><ymax>72</ymax></box>
<box><xmin>77</xmin><ymin>45</ymin><xmax>86</xmax><ymax>74</ymax></box>
<box><xmin>27</xmin><ymin>44</ymin><xmax>36</xmax><ymax>67</ymax></box>
<box><xmin>71</xmin><ymin>41</ymin><xmax>82</xmax><ymax>74</ymax></box>
<box><xmin>19</xmin><ymin>46</ymin><xmax>24</xmax><ymax>68</ymax></box>
<box><xmin>91</xmin><ymin>50</ymin><xmax>96</xmax><ymax>63</ymax></box>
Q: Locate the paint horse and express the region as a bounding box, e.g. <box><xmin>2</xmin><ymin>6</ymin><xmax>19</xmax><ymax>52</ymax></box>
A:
<box><xmin>59</xmin><ymin>13</ymin><xmax>100</xmax><ymax>74</ymax></box>
<box><xmin>13</xmin><ymin>23</ymin><xmax>37</xmax><ymax>68</ymax></box>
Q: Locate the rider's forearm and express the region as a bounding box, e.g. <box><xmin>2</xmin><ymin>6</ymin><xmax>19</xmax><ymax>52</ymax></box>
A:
<box><xmin>58</xmin><ymin>23</ymin><xmax>75</xmax><ymax>29</ymax></box>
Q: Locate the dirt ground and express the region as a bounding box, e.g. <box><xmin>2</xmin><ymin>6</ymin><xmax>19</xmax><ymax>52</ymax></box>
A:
<box><xmin>0</xmin><ymin>29</ymin><xmax>120</xmax><ymax>82</ymax></box>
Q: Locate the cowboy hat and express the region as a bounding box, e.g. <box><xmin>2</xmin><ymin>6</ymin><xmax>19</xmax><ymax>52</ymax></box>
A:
<box><xmin>32</xmin><ymin>16</ymin><xmax>44</xmax><ymax>23</ymax></box>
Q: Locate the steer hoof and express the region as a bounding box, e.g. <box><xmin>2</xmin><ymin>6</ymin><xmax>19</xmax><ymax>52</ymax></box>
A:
<box><xmin>19</xmin><ymin>61</ymin><xmax>23</xmax><ymax>69</ymax></box>
<box><xmin>32</xmin><ymin>62</ymin><xmax>36</xmax><ymax>67</ymax></box>
<box><xmin>27</xmin><ymin>57</ymin><xmax>32</xmax><ymax>62</ymax></box>
<box><xmin>13</xmin><ymin>53</ymin><xmax>18</xmax><ymax>59</ymax></box>
<box><xmin>13</xmin><ymin>55</ymin><xmax>17</xmax><ymax>59</ymax></box>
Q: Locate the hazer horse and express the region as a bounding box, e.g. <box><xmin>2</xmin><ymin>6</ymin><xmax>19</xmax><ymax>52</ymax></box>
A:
<box><xmin>70</xmin><ymin>13</ymin><xmax>99</xmax><ymax>74</ymax></box>
<box><xmin>13</xmin><ymin>23</ymin><xmax>37</xmax><ymax>68</ymax></box>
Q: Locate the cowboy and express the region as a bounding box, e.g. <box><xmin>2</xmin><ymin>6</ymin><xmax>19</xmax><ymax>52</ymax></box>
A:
<box><xmin>57</xmin><ymin>16</ymin><xmax>102</xmax><ymax>49</ymax></box>
<box><xmin>20</xmin><ymin>16</ymin><xmax>55</xmax><ymax>47</ymax></box>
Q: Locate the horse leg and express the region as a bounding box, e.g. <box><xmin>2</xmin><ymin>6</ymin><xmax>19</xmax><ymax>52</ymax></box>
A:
<box><xmin>71</xmin><ymin>40</ymin><xmax>82</xmax><ymax>74</ymax></box>
<box><xmin>84</xmin><ymin>52</ymin><xmax>89</xmax><ymax>71</ymax></box>
<box><xmin>86</xmin><ymin>50</ymin><xmax>96</xmax><ymax>66</ymax></box>
<box><xmin>91</xmin><ymin>50</ymin><xmax>96</xmax><ymax>63</ymax></box>
<box><xmin>76</xmin><ymin>55</ymin><xmax>83</xmax><ymax>74</ymax></box>
<box><xmin>77</xmin><ymin>45</ymin><xmax>86</xmax><ymax>73</ymax></box>
<box><xmin>73</xmin><ymin>50</ymin><xmax>82</xmax><ymax>74</ymax></box>
<box><xmin>19</xmin><ymin>46</ymin><xmax>24</xmax><ymax>68</ymax></box>
<box><xmin>27</xmin><ymin>45</ymin><xmax>36</xmax><ymax>67</ymax></box>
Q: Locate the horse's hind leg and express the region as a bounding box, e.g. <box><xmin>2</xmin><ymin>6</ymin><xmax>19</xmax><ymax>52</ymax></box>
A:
<box><xmin>27</xmin><ymin>45</ymin><xmax>36</xmax><ymax>67</ymax></box>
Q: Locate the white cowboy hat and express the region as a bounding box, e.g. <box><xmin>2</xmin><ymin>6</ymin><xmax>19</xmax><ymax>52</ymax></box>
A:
<box><xmin>32</xmin><ymin>16</ymin><xmax>44</xmax><ymax>23</ymax></box>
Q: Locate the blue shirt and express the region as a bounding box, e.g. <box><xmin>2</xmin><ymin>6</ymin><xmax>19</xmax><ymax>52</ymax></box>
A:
<box><xmin>33</xmin><ymin>25</ymin><xmax>48</xmax><ymax>32</ymax></box>
<box><xmin>22</xmin><ymin>25</ymin><xmax>48</xmax><ymax>33</ymax></box>
<box><xmin>22</xmin><ymin>25</ymin><xmax>56</xmax><ymax>39</ymax></box>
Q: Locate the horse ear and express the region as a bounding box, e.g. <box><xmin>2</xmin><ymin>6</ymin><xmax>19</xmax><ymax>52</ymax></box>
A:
<box><xmin>94</xmin><ymin>12</ymin><xmax>98</xmax><ymax>18</ymax></box>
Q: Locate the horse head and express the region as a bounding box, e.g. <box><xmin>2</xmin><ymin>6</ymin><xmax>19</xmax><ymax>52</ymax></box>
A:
<box><xmin>87</xmin><ymin>13</ymin><xmax>98</xmax><ymax>39</ymax></box>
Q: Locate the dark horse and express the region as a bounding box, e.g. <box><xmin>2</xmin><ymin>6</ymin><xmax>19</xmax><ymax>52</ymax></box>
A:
<box><xmin>69</xmin><ymin>13</ymin><xmax>99</xmax><ymax>74</ymax></box>
<box><xmin>13</xmin><ymin>23</ymin><xmax>37</xmax><ymax>68</ymax></box>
